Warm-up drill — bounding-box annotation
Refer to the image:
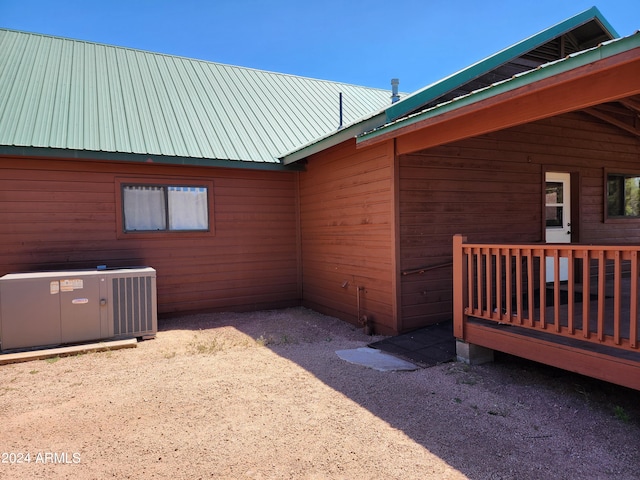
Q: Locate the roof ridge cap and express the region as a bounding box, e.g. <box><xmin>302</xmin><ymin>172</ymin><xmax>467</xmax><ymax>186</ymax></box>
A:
<box><xmin>0</xmin><ymin>27</ymin><xmax>387</xmax><ymax>92</ymax></box>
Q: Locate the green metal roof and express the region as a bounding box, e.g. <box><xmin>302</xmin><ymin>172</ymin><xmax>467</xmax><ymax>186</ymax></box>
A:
<box><xmin>280</xmin><ymin>7</ymin><xmax>618</xmax><ymax>165</ymax></box>
<box><xmin>357</xmin><ymin>32</ymin><xmax>640</xmax><ymax>144</ymax></box>
<box><xmin>0</xmin><ymin>29</ymin><xmax>392</xmax><ymax>167</ymax></box>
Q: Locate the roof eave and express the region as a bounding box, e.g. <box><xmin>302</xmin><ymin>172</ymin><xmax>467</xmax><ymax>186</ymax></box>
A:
<box><xmin>280</xmin><ymin>113</ymin><xmax>386</xmax><ymax>165</ymax></box>
<box><xmin>0</xmin><ymin>146</ymin><xmax>305</xmax><ymax>171</ymax></box>
<box><xmin>280</xmin><ymin>8</ymin><xmax>620</xmax><ymax>165</ymax></box>
<box><xmin>357</xmin><ymin>34</ymin><xmax>640</xmax><ymax>150</ymax></box>
<box><xmin>383</xmin><ymin>6</ymin><xmax>619</xmax><ymax>123</ymax></box>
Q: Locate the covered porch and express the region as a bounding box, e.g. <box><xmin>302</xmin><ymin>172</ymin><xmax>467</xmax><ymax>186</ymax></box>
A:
<box><xmin>453</xmin><ymin>234</ymin><xmax>640</xmax><ymax>390</ymax></box>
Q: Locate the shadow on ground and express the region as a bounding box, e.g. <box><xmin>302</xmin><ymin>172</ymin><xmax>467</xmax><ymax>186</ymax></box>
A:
<box><xmin>160</xmin><ymin>307</ymin><xmax>640</xmax><ymax>479</ymax></box>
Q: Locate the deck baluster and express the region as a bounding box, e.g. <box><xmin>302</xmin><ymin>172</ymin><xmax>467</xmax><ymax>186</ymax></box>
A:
<box><xmin>598</xmin><ymin>251</ymin><xmax>606</xmax><ymax>342</ymax></box>
<box><xmin>567</xmin><ymin>249</ymin><xmax>575</xmax><ymax>334</ymax></box>
<box><xmin>631</xmin><ymin>251</ymin><xmax>638</xmax><ymax>349</ymax></box>
<box><xmin>614</xmin><ymin>251</ymin><xmax>621</xmax><ymax>345</ymax></box>
<box><xmin>453</xmin><ymin>236</ymin><xmax>640</xmax><ymax>391</ymax></box>
<box><xmin>583</xmin><ymin>250</ymin><xmax>591</xmax><ymax>339</ymax></box>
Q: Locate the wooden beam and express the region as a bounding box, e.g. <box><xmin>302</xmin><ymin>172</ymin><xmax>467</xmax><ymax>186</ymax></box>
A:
<box><xmin>464</xmin><ymin>322</ymin><xmax>640</xmax><ymax>391</ymax></box>
<box><xmin>619</xmin><ymin>96</ymin><xmax>640</xmax><ymax>115</ymax></box>
<box><xmin>0</xmin><ymin>338</ymin><xmax>138</xmax><ymax>365</ymax></box>
<box><xmin>363</xmin><ymin>48</ymin><xmax>640</xmax><ymax>156</ymax></box>
<box><xmin>452</xmin><ymin>234</ymin><xmax>467</xmax><ymax>339</ymax></box>
<box><xmin>584</xmin><ymin>107</ymin><xmax>640</xmax><ymax>137</ymax></box>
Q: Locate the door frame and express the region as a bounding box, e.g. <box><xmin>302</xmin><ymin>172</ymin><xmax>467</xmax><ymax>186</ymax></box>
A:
<box><xmin>543</xmin><ymin>170</ymin><xmax>579</xmax><ymax>283</ymax></box>
<box><xmin>545</xmin><ymin>172</ymin><xmax>572</xmax><ymax>243</ymax></box>
<box><xmin>542</xmin><ymin>170</ymin><xmax>579</xmax><ymax>244</ymax></box>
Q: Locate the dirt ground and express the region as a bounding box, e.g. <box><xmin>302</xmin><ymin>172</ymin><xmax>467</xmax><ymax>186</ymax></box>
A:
<box><xmin>1</xmin><ymin>307</ymin><xmax>639</xmax><ymax>479</ymax></box>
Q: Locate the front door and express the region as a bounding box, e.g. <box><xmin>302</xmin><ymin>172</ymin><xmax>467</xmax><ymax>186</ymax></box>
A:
<box><xmin>545</xmin><ymin>172</ymin><xmax>571</xmax><ymax>282</ymax></box>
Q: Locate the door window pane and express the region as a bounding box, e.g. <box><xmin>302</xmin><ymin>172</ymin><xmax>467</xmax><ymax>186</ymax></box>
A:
<box><xmin>546</xmin><ymin>182</ymin><xmax>563</xmax><ymax>204</ymax></box>
<box><xmin>546</xmin><ymin>206</ymin><xmax>563</xmax><ymax>227</ymax></box>
<box><xmin>545</xmin><ymin>182</ymin><xmax>564</xmax><ymax>228</ymax></box>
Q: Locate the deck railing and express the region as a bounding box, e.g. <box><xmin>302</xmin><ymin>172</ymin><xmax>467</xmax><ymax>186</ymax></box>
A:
<box><xmin>453</xmin><ymin>235</ymin><xmax>639</xmax><ymax>353</ymax></box>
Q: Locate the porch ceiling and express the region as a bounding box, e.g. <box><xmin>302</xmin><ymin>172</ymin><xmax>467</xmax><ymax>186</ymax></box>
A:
<box><xmin>584</xmin><ymin>95</ymin><xmax>640</xmax><ymax>138</ymax></box>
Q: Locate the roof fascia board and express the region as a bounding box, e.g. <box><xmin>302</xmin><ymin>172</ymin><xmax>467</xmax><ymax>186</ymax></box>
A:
<box><xmin>358</xmin><ymin>35</ymin><xmax>640</xmax><ymax>148</ymax></box>
<box><xmin>383</xmin><ymin>7</ymin><xmax>618</xmax><ymax>123</ymax></box>
<box><xmin>589</xmin><ymin>8</ymin><xmax>620</xmax><ymax>39</ymax></box>
<box><xmin>391</xmin><ymin>51</ymin><xmax>640</xmax><ymax>156</ymax></box>
<box><xmin>0</xmin><ymin>146</ymin><xmax>305</xmax><ymax>171</ymax></box>
<box><xmin>280</xmin><ymin>113</ymin><xmax>386</xmax><ymax>165</ymax></box>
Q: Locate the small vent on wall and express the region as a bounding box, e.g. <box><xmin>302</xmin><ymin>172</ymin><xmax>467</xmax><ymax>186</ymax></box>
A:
<box><xmin>112</xmin><ymin>276</ymin><xmax>153</xmax><ymax>335</ymax></box>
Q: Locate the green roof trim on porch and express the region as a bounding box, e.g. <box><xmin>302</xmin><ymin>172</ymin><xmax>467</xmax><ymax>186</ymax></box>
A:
<box><xmin>280</xmin><ymin>7</ymin><xmax>618</xmax><ymax>165</ymax></box>
<box><xmin>383</xmin><ymin>6</ymin><xmax>618</xmax><ymax>123</ymax></box>
<box><xmin>357</xmin><ymin>32</ymin><xmax>640</xmax><ymax>145</ymax></box>
<box><xmin>279</xmin><ymin>113</ymin><xmax>387</xmax><ymax>164</ymax></box>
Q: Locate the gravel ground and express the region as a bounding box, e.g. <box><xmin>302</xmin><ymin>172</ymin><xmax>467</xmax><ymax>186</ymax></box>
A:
<box><xmin>1</xmin><ymin>307</ymin><xmax>639</xmax><ymax>479</ymax></box>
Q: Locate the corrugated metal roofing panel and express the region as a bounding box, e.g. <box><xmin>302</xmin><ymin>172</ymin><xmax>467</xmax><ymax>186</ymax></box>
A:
<box><xmin>0</xmin><ymin>29</ymin><xmax>392</xmax><ymax>164</ymax></box>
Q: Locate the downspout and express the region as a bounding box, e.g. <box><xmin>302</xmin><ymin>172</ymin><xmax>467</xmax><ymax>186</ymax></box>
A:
<box><xmin>357</xmin><ymin>285</ymin><xmax>373</xmax><ymax>335</ymax></box>
<box><xmin>295</xmin><ymin>172</ymin><xmax>303</xmax><ymax>302</ymax></box>
<box><xmin>391</xmin><ymin>137</ymin><xmax>402</xmax><ymax>334</ymax></box>
<box><xmin>342</xmin><ymin>280</ymin><xmax>373</xmax><ymax>335</ymax></box>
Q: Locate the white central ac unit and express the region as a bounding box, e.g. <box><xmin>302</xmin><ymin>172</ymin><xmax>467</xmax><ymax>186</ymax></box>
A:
<box><xmin>0</xmin><ymin>267</ymin><xmax>157</xmax><ymax>352</ymax></box>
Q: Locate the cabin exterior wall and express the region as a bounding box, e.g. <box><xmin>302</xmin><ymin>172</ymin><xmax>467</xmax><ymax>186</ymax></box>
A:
<box><xmin>298</xmin><ymin>139</ymin><xmax>399</xmax><ymax>335</ymax></box>
<box><xmin>399</xmin><ymin>112</ymin><xmax>640</xmax><ymax>331</ymax></box>
<box><xmin>0</xmin><ymin>156</ymin><xmax>300</xmax><ymax>316</ymax></box>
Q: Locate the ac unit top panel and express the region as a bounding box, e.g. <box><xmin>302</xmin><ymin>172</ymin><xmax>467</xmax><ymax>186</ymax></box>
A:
<box><xmin>0</xmin><ymin>267</ymin><xmax>156</xmax><ymax>282</ymax></box>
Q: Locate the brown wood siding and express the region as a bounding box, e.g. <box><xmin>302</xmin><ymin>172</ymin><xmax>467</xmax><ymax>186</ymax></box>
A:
<box><xmin>399</xmin><ymin>111</ymin><xmax>640</xmax><ymax>331</ymax></box>
<box><xmin>0</xmin><ymin>156</ymin><xmax>300</xmax><ymax>316</ymax></box>
<box><xmin>298</xmin><ymin>139</ymin><xmax>397</xmax><ymax>335</ymax></box>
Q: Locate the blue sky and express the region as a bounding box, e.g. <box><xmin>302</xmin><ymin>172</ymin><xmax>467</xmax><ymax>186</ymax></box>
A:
<box><xmin>1</xmin><ymin>1</ymin><xmax>638</xmax><ymax>93</ymax></box>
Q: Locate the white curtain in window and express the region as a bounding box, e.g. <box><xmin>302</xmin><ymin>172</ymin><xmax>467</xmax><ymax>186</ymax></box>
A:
<box><xmin>123</xmin><ymin>186</ymin><xmax>166</xmax><ymax>231</ymax></box>
<box><xmin>168</xmin><ymin>186</ymin><xmax>208</xmax><ymax>230</ymax></box>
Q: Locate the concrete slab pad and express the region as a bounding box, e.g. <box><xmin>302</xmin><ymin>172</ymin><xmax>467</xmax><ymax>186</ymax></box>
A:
<box><xmin>335</xmin><ymin>347</ymin><xmax>419</xmax><ymax>372</ymax></box>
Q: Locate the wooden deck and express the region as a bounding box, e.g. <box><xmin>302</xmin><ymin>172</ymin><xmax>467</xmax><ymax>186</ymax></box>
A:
<box><xmin>453</xmin><ymin>235</ymin><xmax>640</xmax><ymax>390</ymax></box>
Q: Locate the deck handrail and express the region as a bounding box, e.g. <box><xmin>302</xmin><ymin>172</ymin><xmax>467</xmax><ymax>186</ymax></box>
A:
<box><xmin>453</xmin><ymin>234</ymin><xmax>639</xmax><ymax>353</ymax></box>
<box><xmin>402</xmin><ymin>261</ymin><xmax>453</xmax><ymax>276</ymax></box>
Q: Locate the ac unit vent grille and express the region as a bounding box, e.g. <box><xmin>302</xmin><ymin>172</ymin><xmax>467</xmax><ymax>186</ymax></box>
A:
<box><xmin>112</xmin><ymin>276</ymin><xmax>153</xmax><ymax>335</ymax></box>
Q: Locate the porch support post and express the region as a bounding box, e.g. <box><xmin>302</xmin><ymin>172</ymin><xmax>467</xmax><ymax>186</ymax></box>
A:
<box><xmin>454</xmin><ymin>234</ymin><xmax>495</xmax><ymax>365</ymax></box>
<box><xmin>453</xmin><ymin>234</ymin><xmax>467</xmax><ymax>339</ymax></box>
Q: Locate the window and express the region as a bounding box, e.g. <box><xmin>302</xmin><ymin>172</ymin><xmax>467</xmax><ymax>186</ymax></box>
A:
<box><xmin>545</xmin><ymin>182</ymin><xmax>564</xmax><ymax>227</ymax></box>
<box><xmin>607</xmin><ymin>173</ymin><xmax>640</xmax><ymax>219</ymax></box>
<box><xmin>119</xmin><ymin>181</ymin><xmax>211</xmax><ymax>233</ymax></box>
